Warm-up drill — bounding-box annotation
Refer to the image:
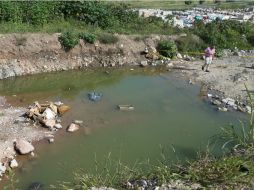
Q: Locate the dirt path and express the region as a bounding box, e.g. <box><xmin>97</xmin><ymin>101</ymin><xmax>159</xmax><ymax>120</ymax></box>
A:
<box><xmin>174</xmin><ymin>56</ymin><xmax>254</xmax><ymax>103</ymax></box>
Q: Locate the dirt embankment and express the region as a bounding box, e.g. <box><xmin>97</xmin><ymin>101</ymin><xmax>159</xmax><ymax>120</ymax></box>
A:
<box><xmin>0</xmin><ymin>33</ymin><xmax>172</xmax><ymax>79</ymax></box>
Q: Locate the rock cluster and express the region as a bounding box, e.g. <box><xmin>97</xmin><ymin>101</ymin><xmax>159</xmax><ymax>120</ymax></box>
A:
<box><xmin>25</xmin><ymin>101</ymin><xmax>70</xmax><ymax>131</ymax></box>
<box><xmin>207</xmin><ymin>93</ymin><xmax>251</xmax><ymax>113</ymax></box>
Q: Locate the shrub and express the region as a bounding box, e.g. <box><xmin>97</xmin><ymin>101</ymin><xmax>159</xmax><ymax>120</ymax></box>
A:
<box><xmin>157</xmin><ymin>40</ymin><xmax>177</xmax><ymax>58</ymax></box>
<box><xmin>175</xmin><ymin>34</ymin><xmax>205</xmax><ymax>54</ymax></box>
<box><xmin>247</xmin><ymin>33</ymin><xmax>254</xmax><ymax>47</ymax></box>
<box><xmin>98</xmin><ymin>33</ymin><xmax>119</xmax><ymax>44</ymax></box>
<box><xmin>58</xmin><ymin>31</ymin><xmax>79</xmax><ymax>51</ymax></box>
<box><xmin>79</xmin><ymin>33</ymin><xmax>96</xmax><ymax>44</ymax></box>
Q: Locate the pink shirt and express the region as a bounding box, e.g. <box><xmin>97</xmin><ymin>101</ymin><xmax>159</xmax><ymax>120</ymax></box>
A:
<box><xmin>205</xmin><ymin>47</ymin><xmax>215</xmax><ymax>57</ymax></box>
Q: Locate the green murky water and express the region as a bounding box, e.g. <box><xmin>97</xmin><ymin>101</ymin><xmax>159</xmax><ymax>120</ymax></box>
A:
<box><xmin>0</xmin><ymin>67</ymin><xmax>244</xmax><ymax>189</ymax></box>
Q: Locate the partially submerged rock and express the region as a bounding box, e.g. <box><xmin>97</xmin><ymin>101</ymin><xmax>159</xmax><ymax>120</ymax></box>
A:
<box><xmin>58</xmin><ymin>105</ymin><xmax>70</xmax><ymax>115</ymax></box>
<box><xmin>67</xmin><ymin>123</ymin><xmax>80</xmax><ymax>132</ymax></box>
<box><xmin>9</xmin><ymin>159</ymin><xmax>18</xmax><ymax>168</ymax></box>
<box><xmin>14</xmin><ymin>139</ymin><xmax>35</xmax><ymax>155</ymax></box>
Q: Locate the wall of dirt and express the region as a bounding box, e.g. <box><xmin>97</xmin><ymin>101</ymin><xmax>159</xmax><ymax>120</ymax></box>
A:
<box><xmin>0</xmin><ymin>33</ymin><xmax>172</xmax><ymax>79</ymax></box>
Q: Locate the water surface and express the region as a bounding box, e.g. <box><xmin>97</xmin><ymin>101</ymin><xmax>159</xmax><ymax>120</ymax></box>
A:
<box><xmin>0</xmin><ymin>67</ymin><xmax>244</xmax><ymax>189</ymax></box>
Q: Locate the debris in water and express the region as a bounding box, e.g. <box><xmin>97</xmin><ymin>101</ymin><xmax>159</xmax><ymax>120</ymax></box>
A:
<box><xmin>88</xmin><ymin>92</ymin><xmax>102</xmax><ymax>102</ymax></box>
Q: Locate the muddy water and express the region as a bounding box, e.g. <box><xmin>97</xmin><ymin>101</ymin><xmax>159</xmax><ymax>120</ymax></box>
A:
<box><xmin>0</xmin><ymin>67</ymin><xmax>244</xmax><ymax>189</ymax></box>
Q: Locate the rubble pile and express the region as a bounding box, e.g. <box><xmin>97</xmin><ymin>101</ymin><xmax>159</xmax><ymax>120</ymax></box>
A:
<box><xmin>25</xmin><ymin>101</ymin><xmax>70</xmax><ymax>131</ymax></box>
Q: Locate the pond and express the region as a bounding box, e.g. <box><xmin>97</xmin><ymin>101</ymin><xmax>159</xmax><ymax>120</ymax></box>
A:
<box><xmin>0</xmin><ymin>67</ymin><xmax>245</xmax><ymax>189</ymax></box>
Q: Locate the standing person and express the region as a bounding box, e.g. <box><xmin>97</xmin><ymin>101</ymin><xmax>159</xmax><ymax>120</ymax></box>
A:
<box><xmin>202</xmin><ymin>46</ymin><xmax>215</xmax><ymax>72</ymax></box>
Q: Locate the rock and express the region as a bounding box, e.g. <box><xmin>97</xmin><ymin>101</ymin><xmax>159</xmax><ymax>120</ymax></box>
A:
<box><xmin>218</xmin><ymin>107</ymin><xmax>228</xmax><ymax>112</ymax></box>
<box><xmin>207</xmin><ymin>93</ymin><xmax>213</xmax><ymax>98</ymax></box>
<box><xmin>10</xmin><ymin>159</ymin><xmax>18</xmax><ymax>168</ymax></box>
<box><xmin>67</xmin><ymin>123</ymin><xmax>79</xmax><ymax>132</ymax></box>
<box><xmin>44</xmin><ymin>119</ymin><xmax>56</xmax><ymax>129</ymax></box>
<box><xmin>30</xmin><ymin>152</ymin><xmax>35</xmax><ymax>157</ymax></box>
<box><xmin>54</xmin><ymin>123</ymin><xmax>62</xmax><ymax>129</ymax></box>
<box><xmin>245</xmin><ymin>106</ymin><xmax>251</xmax><ymax>114</ymax></box>
<box><xmin>54</xmin><ymin>101</ymin><xmax>63</xmax><ymax>106</ymax></box>
<box><xmin>177</xmin><ymin>53</ymin><xmax>183</xmax><ymax>59</ymax></box>
<box><xmin>58</xmin><ymin>105</ymin><xmax>70</xmax><ymax>115</ymax></box>
<box><xmin>166</xmin><ymin>63</ymin><xmax>174</xmax><ymax>67</ymax></box>
<box><xmin>49</xmin><ymin>103</ymin><xmax>58</xmax><ymax>114</ymax></box>
<box><xmin>237</xmin><ymin>106</ymin><xmax>245</xmax><ymax>112</ymax></box>
<box><xmin>0</xmin><ymin>163</ymin><xmax>6</xmax><ymax>176</ymax></box>
<box><xmin>212</xmin><ymin>100</ymin><xmax>221</xmax><ymax>106</ymax></box>
<box><xmin>222</xmin><ymin>98</ymin><xmax>235</xmax><ymax>107</ymax></box>
<box><xmin>73</xmin><ymin>120</ymin><xmax>83</xmax><ymax>124</ymax></box>
<box><xmin>15</xmin><ymin>139</ymin><xmax>35</xmax><ymax>155</ymax></box>
<box><xmin>140</xmin><ymin>61</ymin><xmax>148</xmax><ymax>67</ymax></box>
<box><xmin>48</xmin><ymin>138</ymin><xmax>54</xmax><ymax>143</ymax></box>
<box><xmin>43</xmin><ymin>108</ymin><xmax>56</xmax><ymax>120</ymax></box>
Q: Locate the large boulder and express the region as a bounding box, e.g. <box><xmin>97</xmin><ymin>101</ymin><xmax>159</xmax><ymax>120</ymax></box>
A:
<box><xmin>14</xmin><ymin>139</ymin><xmax>35</xmax><ymax>155</ymax></box>
<box><xmin>67</xmin><ymin>123</ymin><xmax>79</xmax><ymax>132</ymax></box>
<box><xmin>58</xmin><ymin>105</ymin><xmax>70</xmax><ymax>115</ymax></box>
<box><xmin>43</xmin><ymin>119</ymin><xmax>56</xmax><ymax>129</ymax></box>
<box><xmin>43</xmin><ymin>108</ymin><xmax>56</xmax><ymax>120</ymax></box>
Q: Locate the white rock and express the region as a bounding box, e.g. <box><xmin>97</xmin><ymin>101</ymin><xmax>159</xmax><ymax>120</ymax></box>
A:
<box><xmin>245</xmin><ymin>106</ymin><xmax>251</xmax><ymax>114</ymax></box>
<box><xmin>10</xmin><ymin>159</ymin><xmax>18</xmax><ymax>168</ymax></box>
<box><xmin>67</xmin><ymin>123</ymin><xmax>79</xmax><ymax>132</ymax></box>
<box><xmin>166</xmin><ymin>63</ymin><xmax>174</xmax><ymax>67</ymax></box>
<box><xmin>140</xmin><ymin>61</ymin><xmax>148</xmax><ymax>67</ymax></box>
<box><xmin>218</xmin><ymin>107</ymin><xmax>228</xmax><ymax>112</ymax></box>
<box><xmin>73</xmin><ymin>120</ymin><xmax>83</xmax><ymax>124</ymax></box>
<box><xmin>207</xmin><ymin>93</ymin><xmax>213</xmax><ymax>98</ymax></box>
<box><xmin>177</xmin><ymin>53</ymin><xmax>183</xmax><ymax>59</ymax></box>
<box><xmin>48</xmin><ymin>138</ymin><xmax>54</xmax><ymax>143</ymax></box>
<box><xmin>0</xmin><ymin>164</ymin><xmax>6</xmax><ymax>176</ymax></box>
<box><xmin>222</xmin><ymin>98</ymin><xmax>235</xmax><ymax>106</ymax></box>
<box><xmin>15</xmin><ymin>139</ymin><xmax>35</xmax><ymax>155</ymax></box>
<box><xmin>43</xmin><ymin>108</ymin><xmax>56</xmax><ymax>120</ymax></box>
<box><xmin>44</xmin><ymin>119</ymin><xmax>56</xmax><ymax>129</ymax></box>
<box><xmin>54</xmin><ymin>123</ymin><xmax>63</xmax><ymax>129</ymax></box>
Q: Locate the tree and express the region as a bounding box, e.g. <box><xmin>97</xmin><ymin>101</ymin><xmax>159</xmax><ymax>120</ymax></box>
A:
<box><xmin>184</xmin><ymin>0</ymin><xmax>193</xmax><ymax>5</ymax></box>
<box><xmin>199</xmin><ymin>0</ymin><xmax>205</xmax><ymax>4</ymax></box>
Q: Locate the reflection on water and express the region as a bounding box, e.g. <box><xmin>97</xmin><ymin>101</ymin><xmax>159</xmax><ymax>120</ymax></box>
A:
<box><xmin>0</xmin><ymin>67</ymin><xmax>244</xmax><ymax>189</ymax></box>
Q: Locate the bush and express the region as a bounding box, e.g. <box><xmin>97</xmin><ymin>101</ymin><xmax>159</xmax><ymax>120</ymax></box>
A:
<box><xmin>157</xmin><ymin>40</ymin><xmax>177</xmax><ymax>58</ymax></box>
<box><xmin>176</xmin><ymin>34</ymin><xmax>205</xmax><ymax>54</ymax></box>
<box><xmin>247</xmin><ymin>33</ymin><xmax>254</xmax><ymax>47</ymax></box>
<box><xmin>79</xmin><ymin>33</ymin><xmax>96</xmax><ymax>44</ymax></box>
<box><xmin>98</xmin><ymin>33</ymin><xmax>119</xmax><ymax>44</ymax></box>
<box><xmin>58</xmin><ymin>31</ymin><xmax>79</xmax><ymax>51</ymax></box>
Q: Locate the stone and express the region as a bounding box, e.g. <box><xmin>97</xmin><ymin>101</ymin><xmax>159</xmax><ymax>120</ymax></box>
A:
<box><xmin>67</xmin><ymin>123</ymin><xmax>79</xmax><ymax>132</ymax></box>
<box><xmin>54</xmin><ymin>123</ymin><xmax>63</xmax><ymax>129</ymax></box>
<box><xmin>10</xmin><ymin>159</ymin><xmax>18</xmax><ymax>168</ymax></box>
<box><xmin>218</xmin><ymin>107</ymin><xmax>228</xmax><ymax>112</ymax></box>
<box><xmin>166</xmin><ymin>63</ymin><xmax>174</xmax><ymax>67</ymax></box>
<box><xmin>43</xmin><ymin>108</ymin><xmax>56</xmax><ymax>120</ymax></box>
<box><xmin>0</xmin><ymin>163</ymin><xmax>6</xmax><ymax>176</ymax></box>
<box><xmin>222</xmin><ymin>98</ymin><xmax>235</xmax><ymax>107</ymax></box>
<box><xmin>49</xmin><ymin>103</ymin><xmax>58</xmax><ymax>114</ymax></box>
<box><xmin>140</xmin><ymin>61</ymin><xmax>148</xmax><ymax>67</ymax></box>
<box><xmin>15</xmin><ymin>139</ymin><xmax>35</xmax><ymax>155</ymax></box>
<box><xmin>30</xmin><ymin>152</ymin><xmax>35</xmax><ymax>157</ymax></box>
<box><xmin>212</xmin><ymin>100</ymin><xmax>221</xmax><ymax>106</ymax></box>
<box><xmin>48</xmin><ymin>138</ymin><xmax>54</xmax><ymax>143</ymax></box>
<box><xmin>207</xmin><ymin>93</ymin><xmax>213</xmax><ymax>98</ymax></box>
<box><xmin>245</xmin><ymin>106</ymin><xmax>251</xmax><ymax>114</ymax></box>
<box><xmin>73</xmin><ymin>120</ymin><xmax>83</xmax><ymax>124</ymax></box>
<box><xmin>58</xmin><ymin>105</ymin><xmax>70</xmax><ymax>115</ymax></box>
<box><xmin>54</xmin><ymin>101</ymin><xmax>63</xmax><ymax>106</ymax></box>
<box><xmin>44</xmin><ymin>119</ymin><xmax>56</xmax><ymax>129</ymax></box>
<box><xmin>177</xmin><ymin>53</ymin><xmax>183</xmax><ymax>59</ymax></box>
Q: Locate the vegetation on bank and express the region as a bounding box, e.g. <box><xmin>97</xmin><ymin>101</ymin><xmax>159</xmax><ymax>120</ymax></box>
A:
<box><xmin>0</xmin><ymin>1</ymin><xmax>254</xmax><ymax>54</ymax></box>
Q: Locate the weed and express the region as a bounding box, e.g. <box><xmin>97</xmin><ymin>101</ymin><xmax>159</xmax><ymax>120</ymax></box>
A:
<box><xmin>79</xmin><ymin>33</ymin><xmax>96</xmax><ymax>44</ymax></box>
<box><xmin>157</xmin><ymin>40</ymin><xmax>177</xmax><ymax>58</ymax></box>
<box><xmin>58</xmin><ymin>31</ymin><xmax>79</xmax><ymax>51</ymax></box>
